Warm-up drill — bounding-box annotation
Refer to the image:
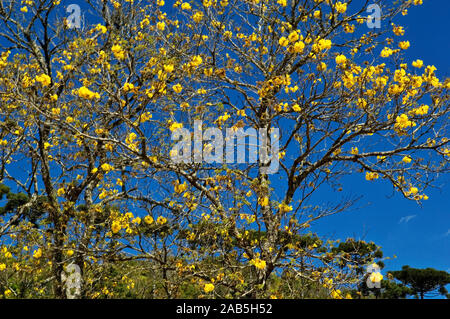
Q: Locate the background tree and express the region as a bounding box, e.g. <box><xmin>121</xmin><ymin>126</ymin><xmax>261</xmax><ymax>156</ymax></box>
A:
<box><xmin>387</xmin><ymin>265</ymin><xmax>450</xmax><ymax>299</ymax></box>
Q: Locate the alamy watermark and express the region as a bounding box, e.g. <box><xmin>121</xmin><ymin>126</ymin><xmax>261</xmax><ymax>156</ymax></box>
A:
<box><xmin>64</xmin><ymin>3</ymin><xmax>381</xmax><ymax>29</ymax></box>
<box><xmin>366</xmin><ymin>263</ymin><xmax>383</xmax><ymax>288</ymax></box>
<box><xmin>66</xmin><ymin>4</ymin><xmax>81</xmax><ymax>29</ymax></box>
<box><xmin>170</xmin><ymin>121</ymin><xmax>280</xmax><ymax>174</ymax></box>
<box><xmin>366</xmin><ymin>4</ymin><xmax>382</xmax><ymax>29</ymax></box>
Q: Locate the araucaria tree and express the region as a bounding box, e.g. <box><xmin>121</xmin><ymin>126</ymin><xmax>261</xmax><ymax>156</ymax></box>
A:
<box><xmin>0</xmin><ymin>0</ymin><xmax>448</xmax><ymax>299</ymax></box>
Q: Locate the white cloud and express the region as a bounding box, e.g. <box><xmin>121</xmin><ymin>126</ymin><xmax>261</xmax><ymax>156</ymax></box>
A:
<box><xmin>398</xmin><ymin>215</ymin><xmax>417</xmax><ymax>224</ymax></box>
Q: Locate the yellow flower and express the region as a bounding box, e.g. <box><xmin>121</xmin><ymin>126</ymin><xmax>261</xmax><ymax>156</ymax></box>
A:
<box><xmin>111</xmin><ymin>221</ymin><xmax>121</xmax><ymax>233</ymax></box>
<box><xmin>144</xmin><ymin>215</ymin><xmax>154</xmax><ymax>225</ymax></box>
<box><xmin>66</xmin><ymin>249</ymin><xmax>74</xmax><ymax>257</ymax></box>
<box><xmin>174</xmin><ymin>181</ymin><xmax>188</xmax><ymax>194</ymax></box>
<box><xmin>157</xmin><ymin>21</ymin><xmax>165</xmax><ymax>31</ymax></box>
<box><xmin>411</xmin><ymin>105</ymin><xmax>429</xmax><ymax>116</ymax></box>
<box><xmin>172</xmin><ymin>83</ymin><xmax>183</xmax><ymax>93</ymax></box>
<box><xmin>33</xmin><ymin>248</ymin><xmax>42</xmax><ymax>259</ymax></box>
<box><xmin>392</xmin><ymin>24</ymin><xmax>405</xmax><ymax>36</ymax></box>
<box><xmin>140</xmin><ymin>18</ymin><xmax>150</xmax><ymax>29</ymax></box>
<box><xmin>57</xmin><ymin>188</ymin><xmax>65</xmax><ymax>196</ymax></box>
<box><xmin>356</xmin><ymin>98</ymin><xmax>367</xmax><ymax>108</ymax></box>
<box><xmin>123</xmin><ymin>82</ymin><xmax>135</xmax><ymax>93</ymax></box>
<box><xmin>163</xmin><ymin>64</ymin><xmax>174</xmax><ymax>73</ymax></box>
<box><xmin>169</xmin><ymin>122</ymin><xmax>183</xmax><ymax>132</ymax></box>
<box><xmin>395</xmin><ymin>114</ymin><xmax>416</xmax><ymax>130</ymax></box>
<box><xmin>380</xmin><ymin>47</ymin><xmax>394</xmax><ymax>58</ymax></box>
<box><xmin>288</xmin><ymin>31</ymin><xmax>299</xmax><ymax>43</ymax></box>
<box><xmin>402</xmin><ymin>156</ymin><xmax>412</xmax><ymax>164</ymax></box>
<box><xmin>317</xmin><ymin>62</ymin><xmax>327</xmax><ymax>71</ymax></box>
<box><xmin>237</xmin><ymin>109</ymin><xmax>246</xmax><ymax>116</ymax></box>
<box><xmin>111</xmin><ymin>44</ymin><xmax>126</xmax><ymax>60</ymax></box>
<box><xmin>191</xmin><ymin>55</ymin><xmax>203</xmax><ymax>67</ymax></box>
<box><xmin>398</xmin><ymin>41</ymin><xmax>410</xmax><ymax>50</ymax></box>
<box><xmin>369</xmin><ymin>272</ymin><xmax>383</xmax><ymax>283</ymax></box>
<box><xmin>66</xmin><ymin>116</ymin><xmax>74</xmax><ymax>123</ymax></box>
<box><xmin>250</xmin><ymin>258</ymin><xmax>267</xmax><ymax>270</ymax></box>
<box><xmin>157</xmin><ymin>216</ymin><xmax>167</xmax><ymax>225</ymax></box>
<box><xmin>292</xmin><ymin>104</ymin><xmax>301</xmax><ymax>112</ymax></box>
<box><xmin>278</xmin><ymin>203</ymin><xmax>293</xmax><ymax>212</ymax></box>
<box><xmin>258</xmin><ymin>196</ymin><xmax>269</xmax><ymax>207</ymax></box>
<box><xmin>335</xmin><ymin>54</ymin><xmax>347</xmax><ymax>65</ymax></box>
<box><xmin>51</xmin><ymin>108</ymin><xmax>60</xmax><ymax>116</ymax></box>
<box><xmin>0</xmin><ymin>263</ymin><xmax>6</xmax><ymax>271</ymax></box>
<box><xmin>95</xmin><ymin>24</ymin><xmax>107</xmax><ymax>34</ymax></box>
<box><xmin>77</xmin><ymin>86</ymin><xmax>100</xmax><ymax>99</ymax></box>
<box><xmin>125</xmin><ymin>132</ymin><xmax>137</xmax><ymax>145</ymax></box>
<box><xmin>365</xmin><ymin>172</ymin><xmax>379</xmax><ymax>181</ymax></box>
<box><xmin>192</xmin><ymin>11</ymin><xmax>204</xmax><ymax>23</ymax></box>
<box><xmin>412</xmin><ymin>59</ymin><xmax>423</xmax><ymax>68</ymax></box>
<box><xmin>331</xmin><ymin>289</ymin><xmax>343</xmax><ymax>299</ymax></box>
<box><xmin>101</xmin><ymin>163</ymin><xmax>114</xmax><ymax>172</ymax></box>
<box><xmin>292</xmin><ymin>41</ymin><xmax>305</xmax><ymax>53</ymax></box>
<box><xmin>278</xmin><ymin>37</ymin><xmax>289</xmax><ymax>47</ymax></box>
<box><xmin>318</xmin><ymin>38</ymin><xmax>332</xmax><ymax>51</ymax></box>
<box><xmin>181</xmin><ymin>2</ymin><xmax>191</xmax><ymax>10</ymax></box>
<box><xmin>335</xmin><ymin>1</ymin><xmax>347</xmax><ymax>14</ymax></box>
<box><xmin>204</xmin><ymin>283</ymin><xmax>215</xmax><ymax>293</ymax></box>
<box><xmin>20</xmin><ymin>6</ymin><xmax>28</xmax><ymax>12</ymax></box>
<box><xmin>35</xmin><ymin>73</ymin><xmax>51</xmax><ymax>86</ymax></box>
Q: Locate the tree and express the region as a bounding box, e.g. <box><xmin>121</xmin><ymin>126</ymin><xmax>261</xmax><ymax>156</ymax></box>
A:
<box><xmin>388</xmin><ymin>266</ymin><xmax>450</xmax><ymax>299</ymax></box>
<box><xmin>0</xmin><ymin>0</ymin><xmax>448</xmax><ymax>298</ymax></box>
<box><xmin>379</xmin><ymin>278</ymin><xmax>412</xmax><ymax>299</ymax></box>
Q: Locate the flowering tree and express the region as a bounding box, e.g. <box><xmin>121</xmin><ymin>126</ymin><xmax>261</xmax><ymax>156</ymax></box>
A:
<box><xmin>0</xmin><ymin>0</ymin><xmax>448</xmax><ymax>299</ymax></box>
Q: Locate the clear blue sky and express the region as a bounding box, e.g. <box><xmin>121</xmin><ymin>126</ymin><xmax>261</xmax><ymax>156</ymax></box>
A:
<box><xmin>311</xmin><ymin>0</ymin><xmax>450</xmax><ymax>274</ymax></box>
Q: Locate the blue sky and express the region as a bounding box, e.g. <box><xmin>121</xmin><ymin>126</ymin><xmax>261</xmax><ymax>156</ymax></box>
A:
<box><xmin>311</xmin><ymin>0</ymin><xmax>450</xmax><ymax>275</ymax></box>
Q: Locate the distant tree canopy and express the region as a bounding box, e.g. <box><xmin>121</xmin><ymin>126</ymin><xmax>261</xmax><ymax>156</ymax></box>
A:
<box><xmin>0</xmin><ymin>0</ymin><xmax>448</xmax><ymax>299</ymax></box>
<box><xmin>387</xmin><ymin>266</ymin><xmax>450</xmax><ymax>299</ymax></box>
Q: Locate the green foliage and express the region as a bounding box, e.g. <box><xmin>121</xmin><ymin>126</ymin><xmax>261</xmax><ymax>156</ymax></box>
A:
<box><xmin>388</xmin><ymin>266</ymin><xmax>450</xmax><ymax>299</ymax></box>
<box><xmin>0</xmin><ymin>184</ymin><xmax>48</xmax><ymax>226</ymax></box>
<box><xmin>379</xmin><ymin>279</ymin><xmax>413</xmax><ymax>299</ymax></box>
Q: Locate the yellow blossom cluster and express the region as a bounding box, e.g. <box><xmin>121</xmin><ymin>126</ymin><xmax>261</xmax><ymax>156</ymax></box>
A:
<box><xmin>278</xmin><ymin>202</ymin><xmax>293</xmax><ymax>213</ymax></box>
<box><xmin>335</xmin><ymin>1</ymin><xmax>347</xmax><ymax>14</ymax></box>
<box><xmin>204</xmin><ymin>283</ymin><xmax>215</xmax><ymax>293</ymax></box>
<box><xmin>35</xmin><ymin>73</ymin><xmax>51</xmax><ymax>86</ymax></box>
<box><xmin>250</xmin><ymin>258</ymin><xmax>266</xmax><ymax>270</ymax></box>
<box><xmin>365</xmin><ymin>172</ymin><xmax>379</xmax><ymax>181</ymax></box>
<box><xmin>394</xmin><ymin>114</ymin><xmax>416</xmax><ymax>132</ymax></box>
<box><xmin>410</xmin><ymin>105</ymin><xmax>429</xmax><ymax>116</ymax></box>
<box><xmin>174</xmin><ymin>181</ymin><xmax>188</xmax><ymax>194</ymax></box>
<box><xmin>111</xmin><ymin>44</ymin><xmax>126</xmax><ymax>60</ymax></box>
<box><xmin>74</xmin><ymin>86</ymin><xmax>100</xmax><ymax>99</ymax></box>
